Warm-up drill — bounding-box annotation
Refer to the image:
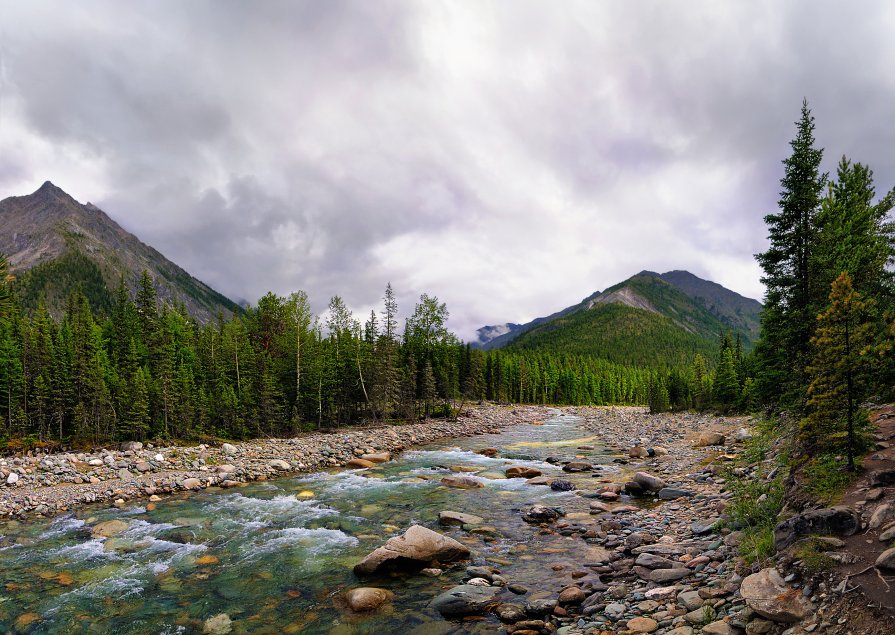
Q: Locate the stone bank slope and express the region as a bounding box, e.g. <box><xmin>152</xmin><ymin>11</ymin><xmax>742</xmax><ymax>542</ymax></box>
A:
<box><xmin>0</xmin><ymin>404</ymin><xmax>547</xmax><ymax>519</ymax></box>
<box><xmin>509</xmin><ymin>407</ymin><xmax>793</xmax><ymax>635</ymax></box>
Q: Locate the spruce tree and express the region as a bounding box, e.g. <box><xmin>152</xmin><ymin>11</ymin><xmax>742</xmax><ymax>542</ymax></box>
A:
<box><xmin>755</xmin><ymin>100</ymin><xmax>828</xmax><ymax>407</ymax></box>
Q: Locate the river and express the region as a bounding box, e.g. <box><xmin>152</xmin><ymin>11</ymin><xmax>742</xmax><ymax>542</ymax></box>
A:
<box><xmin>0</xmin><ymin>411</ymin><xmax>628</xmax><ymax>634</ymax></box>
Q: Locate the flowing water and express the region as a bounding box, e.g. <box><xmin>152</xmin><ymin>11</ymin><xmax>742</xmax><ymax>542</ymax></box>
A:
<box><xmin>0</xmin><ymin>411</ymin><xmax>630</xmax><ymax>634</ymax></box>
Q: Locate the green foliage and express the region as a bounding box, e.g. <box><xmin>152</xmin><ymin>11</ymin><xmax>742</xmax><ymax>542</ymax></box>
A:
<box><xmin>793</xmin><ymin>537</ymin><xmax>837</xmax><ymax>574</ymax></box>
<box><xmin>801</xmin><ymin>453</ymin><xmax>858</xmax><ymax>504</ymax></box>
<box><xmin>14</xmin><ymin>251</ymin><xmax>114</xmax><ymax>317</ymax></box>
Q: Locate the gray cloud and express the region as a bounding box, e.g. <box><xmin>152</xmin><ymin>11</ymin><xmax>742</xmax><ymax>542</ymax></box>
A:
<box><xmin>2</xmin><ymin>0</ymin><xmax>895</xmax><ymax>338</ymax></box>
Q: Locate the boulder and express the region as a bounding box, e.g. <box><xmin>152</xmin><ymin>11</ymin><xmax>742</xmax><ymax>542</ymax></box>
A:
<box><xmin>558</xmin><ymin>586</ymin><xmax>586</xmax><ymax>604</ymax></box>
<box><xmin>649</xmin><ymin>567</ymin><xmax>690</xmax><ymax>583</ymax></box>
<box><xmin>429</xmin><ymin>585</ymin><xmax>499</xmax><ymax>616</ymax></box>
<box><xmin>740</xmin><ymin>568</ymin><xmax>812</xmax><ymax>623</ymax></box>
<box><xmin>120</xmin><ymin>441</ymin><xmax>143</xmax><ymax>452</ymax></box>
<box><xmin>869</xmin><ymin>468</ymin><xmax>895</xmax><ymax>487</ymax></box>
<box><xmin>347</xmin><ymin>458</ymin><xmax>376</xmax><ymax>469</ymax></box>
<box><xmin>525</xmin><ymin>476</ymin><xmax>554</xmax><ymax>486</ymax></box>
<box><xmin>438</xmin><ymin>511</ymin><xmax>484</xmax><ymax>526</ymax></box>
<box><xmin>522</xmin><ymin>505</ymin><xmax>563</xmax><ymax>524</ymax></box>
<box><xmin>476</xmin><ymin>448</ymin><xmax>499</xmax><ymax>457</ymax></box>
<box><xmin>562</xmin><ymin>461</ymin><xmax>592</xmax><ymax>472</ymax></box>
<box><xmin>440</xmin><ymin>476</ymin><xmax>483</xmax><ymax>489</ymax></box>
<box><xmin>629</xmin><ymin>446</ymin><xmax>649</xmax><ymax>458</ymax></box>
<box><xmin>505</xmin><ymin>466</ymin><xmax>542</xmax><ymax>478</ymax></box>
<box><xmin>269</xmin><ymin>459</ymin><xmax>291</xmax><ymax>471</ymax></box>
<box><xmin>91</xmin><ymin>519</ymin><xmax>129</xmax><ymax>538</ymax></box>
<box><xmin>773</xmin><ymin>507</ymin><xmax>860</xmax><ymax>550</ymax></box>
<box><xmin>875</xmin><ymin>547</ymin><xmax>895</xmax><ymax>570</ymax></box>
<box><xmin>361</xmin><ymin>452</ymin><xmax>391</xmax><ymax>463</ymax></box>
<box><xmin>702</xmin><ymin>621</ymin><xmax>732</xmax><ymax>635</ymax></box>
<box><xmin>550</xmin><ymin>479</ymin><xmax>575</xmax><ymax>491</ymax></box>
<box><xmin>635</xmin><ymin>553</ymin><xmax>675</xmax><ymax>569</ymax></box>
<box><xmin>6</xmin><ymin>472</ymin><xmax>19</xmax><ymax>485</ymax></box>
<box><xmin>221</xmin><ymin>443</ymin><xmax>237</xmax><ymax>455</ymax></box>
<box><xmin>182</xmin><ymin>478</ymin><xmax>202</xmax><ymax>490</ymax></box>
<box><xmin>695</xmin><ymin>431</ymin><xmax>726</xmax><ymax>447</ymax></box>
<box><xmin>345</xmin><ymin>587</ymin><xmax>394</xmax><ymax>612</ymax></box>
<box><xmin>353</xmin><ymin>525</ymin><xmax>470</xmax><ymax>575</ymax></box>
<box><xmin>633</xmin><ymin>472</ymin><xmax>666</xmax><ymax>492</ymax></box>
<box><xmin>869</xmin><ymin>503</ymin><xmax>895</xmax><ymax>530</ymax></box>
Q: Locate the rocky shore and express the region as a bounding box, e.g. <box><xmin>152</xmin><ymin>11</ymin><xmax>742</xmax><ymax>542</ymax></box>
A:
<box><xmin>0</xmin><ymin>404</ymin><xmax>546</xmax><ymax>518</ymax></box>
<box><xmin>337</xmin><ymin>407</ymin><xmax>887</xmax><ymax>635</ymax></box>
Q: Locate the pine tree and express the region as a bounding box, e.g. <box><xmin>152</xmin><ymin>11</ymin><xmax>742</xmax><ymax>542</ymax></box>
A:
<box><xmin>755</xmin><ymin>100</ymin><xmax>828</xmax><ymax>407</ymax></box>
<box><xmin>803</xmin><ymin>273</ymin><xmax>879</xmax><ymax>470</ymax></box>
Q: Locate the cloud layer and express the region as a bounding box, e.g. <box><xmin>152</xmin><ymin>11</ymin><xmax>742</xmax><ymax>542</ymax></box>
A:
<box><xmin>2</xmin><ymin>1</ymin><xmax>894</xmax><ymax>338</ymax></box>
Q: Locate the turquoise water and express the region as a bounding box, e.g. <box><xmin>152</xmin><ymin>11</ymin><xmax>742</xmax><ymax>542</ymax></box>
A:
<box><xmin>0</xmin><ymin>412</ymin><xmax>625</xmax><ymax>634</ymax></box>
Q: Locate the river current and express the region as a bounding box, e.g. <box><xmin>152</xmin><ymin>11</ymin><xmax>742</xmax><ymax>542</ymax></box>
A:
<box><xmin>0</xmin><ymin>411</ymin><xmax>631</xmax><ymax>634</ymax></box>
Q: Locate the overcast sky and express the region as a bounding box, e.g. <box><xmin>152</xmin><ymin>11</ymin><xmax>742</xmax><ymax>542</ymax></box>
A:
<box><xmin>2</xmin><ymin>1</ymin><xmax>895</xmax><ymax>339</ymax></box>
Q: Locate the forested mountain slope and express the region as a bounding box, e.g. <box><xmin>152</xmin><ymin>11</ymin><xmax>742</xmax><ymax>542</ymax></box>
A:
<box><xmin>0</xmin><ymin>181</ymin><xmax>238</xmax><ymax>321</ymax></box>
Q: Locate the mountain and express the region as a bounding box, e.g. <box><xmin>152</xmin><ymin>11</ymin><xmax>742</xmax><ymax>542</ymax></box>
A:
<box><xmin>474</xmin><ymin>270</ymin><xmax>762</xmax><ymax>367</ymax></box>
<box><xmin>0</xmin><ymin>181</ymin><xmax>239</xmax><ymax>321</ymax></box>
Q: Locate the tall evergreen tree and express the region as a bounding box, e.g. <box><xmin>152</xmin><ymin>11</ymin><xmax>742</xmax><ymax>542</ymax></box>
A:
<box><xmin>755</xmin><ymin>100</ymin><xmax>828</xmax><ymax>407</ymax></box>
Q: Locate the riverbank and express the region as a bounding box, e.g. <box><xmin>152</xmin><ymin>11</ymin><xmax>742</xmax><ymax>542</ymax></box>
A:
<box><xmin>0</xmin><ymin>404</ymin><xmax>548</xmax><ymax>519</ymax></box>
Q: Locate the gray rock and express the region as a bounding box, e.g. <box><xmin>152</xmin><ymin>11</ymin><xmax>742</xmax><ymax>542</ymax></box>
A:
<box><xmin>438</xmin><ymin>511</ymin><xmax>484</xmax><ymax>526</ymax></box>
<box><xmin>429</xmin><ymin>585</ymin><xmax>499</xmax><ymax>616</ymax></box>
<box><xmin>658</xmin><ymin>487</ymin><xmax>694</xmax><ymax>500</ymax></box>
<box><xmin>603</xmin><ymin>602</ymin><xmax>626</xmax><ymax>620</ymax></box>
<box><xmin>221</xmin><ymin>443</ymin><xmax>237</xmax><ymax>455</ymax></box>
<box><xmin>773</xmin><ymin>507</ymin><xmax>860</xmax><ymax>550</ymax></box>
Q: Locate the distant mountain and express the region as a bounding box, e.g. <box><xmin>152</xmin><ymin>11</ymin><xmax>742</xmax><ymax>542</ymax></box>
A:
<box><xmin>0</xmin><ymin>181</ymin><xmax>239</xmax><ymax>321</ymax></box>
<box><xmin>473</xmin><ymin>270</ymin><xmax>762</xmax><ymax>367</ymax></box>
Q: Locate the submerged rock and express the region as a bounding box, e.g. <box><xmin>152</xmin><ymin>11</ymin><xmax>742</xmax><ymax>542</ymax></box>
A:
<box><xmin>522</xmin><ymin>505</ymin><xmax>563</xmax><ymax>524</ymax></box>
<box><xmin>203</xmin><ymin>613</ymin><xmax>232</xmax><ymax>634</ymax></box>
<box><xmin>91</xmin><ymin>519</ymin><xmax>129</xmax><ymax>538</ymax></box>
<box><xmin>353</xmin><ymin>525</ymin><xmax>470</xmax><ymax>575</ymax></box>
<box><xmin>345</xmin><ymin>587</ymin><xmax>394</xmax><ymax>612</ymax></box>
<box><xmin>440</xmin><ymin>476</ymin><xmax>483</xmax><ymax>489</ymax></box>
<box><xmin>505</xmin><ymin>466</ymin><xmax>541</xmax><ymax>478</ymax></box>
<box><xmin>438</xmin><ymin>511</ymin><xmax>484</xmax><ymax>526</ymax></box>
<box><xmin>429</xmin><ymin>584</ymin><xmax>499</xmax><ymax>616</ymax></box>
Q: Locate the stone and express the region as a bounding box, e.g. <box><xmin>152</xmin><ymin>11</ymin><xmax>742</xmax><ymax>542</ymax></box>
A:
<box><xmin>667</xmin><ymin>628</ymin><xmax>694</xmax><ymax>635</ymax></box>
<box><xmin>354</xmin><ymin>525</ymin><xmax>470</xmax><ymax>575</ymax></box>
<box><xmin>221</xmin><ymin>443</ymin><xmax>237</xmax><ymax>455</ymax></box>
<box><xmin>869</xmin><ymin>468</ymin><xmax>895</xmax><ymax>487</ymax></box>
<box><xmin>869</xmin><ymin>503</ymin><xmax>895</xmax><ymax>530</ymax></box>
<box><xmin>203</xmin><ymin>613</ymin><xmax>232</xmax><ymax>634</ymax></box>
<box><xmin>525</xmin><ymin>598</ymin><xmax>557</xmax><ymax>615</ymax></box>
<box><xmin>345</xmin><ymin>587</ymin><xmax>394</xmax><ymax>612</ymax></box>
<box><xmin>658</xmin><ymin>487</ymin><xmax>694</xmax><ymax>500</ymax></box>
<box><xmin>440</xmin><ymin>476</ymin><xmax>483</xmax><ymax>489</ymax></box>
<box><xmin>735</xmin><ymin>428</ymin><xmax>753</xmax><ymax>442</ymax></box>
<box><xmin>562</xmin><ymin>461</ymin><xmax>592</xmax><ymax>472</ymax></box>
<box><xmin>506</xmin><ymin>466</ymin><xmax>542</xmax><ymax>478</ymax></box>
<box><xmin>361</xmin><ymin>452</ymin><xmax>391</xmax><ymax>463</ymax></box>
<box><xmin>449</xmin><ymin>465</ymin><xmax>479</xmax><ymax>472</ymax></box>
<box><xmin>695</xmin><ymin>431</ymin><xmax>726</xmax><ymax>447</ymax></box>
<box><xmin>875</xmin><ymin>547</ymin><xmax>895</xmax><ymax>569</ymax></box>
<box><xmin>522</xmin><ymin>505</ymin><xmax>562</xmax><ymax>523</ymax></box>
<box><xmin>558</xmin><ymin>586</ymin><xmax>586</xmax><ymax>604</ymax></box>
<box><xmin>629</xmin><ymin>446</ymin><xmax>649</xmax><ymax>458</ymax></box>
<box><xmin>496</xmin><ymin>603</ymin><xmax>526</xmax><ymax>622</ymax></box>
<box><xmin>347</xmin><ymin>458</ymin><xmax>375</xmax><ymax>469</ymax></box>
<box><xmin>677</xmin><ymin>590</ymin><xmax>704</xmax><ymax>611</ymax></box>
<box><xmin>429</xmin><ymin>585</ymin><xmax>499</xmax><ymax>616</ymax></box>
<box><xmin>526</xmin><ymin>476</ymin><xmax>554</xmax><ymax>486</ymax></box>
<box><xmin>603</xmin><ymin>602</ymin><xmax>626</xmax><ymax>620</ymax></box>
<box><xmin>182</xmin><ymin>478</ymin><xmax>202</xmax><ymax>490</ymax></box>
<box><xmin>91</xmin><ymin>519</ymin><xmax>129</xmax><ymax>537</ymax></box>
<box><xmin>627</xmin><ymin>617</ymin><xmax>659</xmax><ymax>633</ymax></box>
<box><xmin>635</xmin><ymin>553</ymin><xmax>676</xmax><ymax>569</ymax></box>
<box><xmin>702</xmin><ymin>621</ymin><xmax>732</xmax><ymax>635</ymax></box>
<box><xmin>438</xmin><ymin>511</ymin><xmax>484</xmax><ymax>526</ymax></box>
<box><xmin>120</xmin><ymin>441</ymin><xmax>143</xmax><ymax>452</ymax></box>
<box><xmin>880</xmin><ymin>524</ymin><xmax>895</xmax><ymax>542</ymax></box>
<box><xmin>6</xmin><ymin>472</ymin><xmax>18</xmax><ymax>485</ymax></box>
<box><xmin>649</xmin><ymin>567</ymin><xmax>690</xmax><ymax>583</ymax></box>
<box><xmin>269</xmin><ymin>459</ymin><xmax>291</xmax><ymax>471</ymax></box>
<box><xmin>633</xmin><ymin>472</ymin><xmax>666</xmax><ymax>492</ymax></box>
<box><xmin>645</xmin><ymin>586</ymin><xmax>679</xmax><ymax>601</ymax></box>
<box><xmin>476</xmin><ymin>448</ymin><xmax>499</xmax><ymax>457</ymax></box>
<box><xmin>773</xmin><ymin>507</ymin><xmax>860</xmax><ymax>550</ymax></box>
<box><xmin>550</xmin><ymin>479</ymin><xmax>575</xmax><ymax>491</ymax></box>
<box><xmin>740</xmin><ymin>568</ymin><xmax>812</xmax><ymax>623</ymax></box>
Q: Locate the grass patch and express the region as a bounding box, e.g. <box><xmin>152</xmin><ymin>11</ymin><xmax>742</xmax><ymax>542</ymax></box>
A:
<box><xmin>802</xmin><ymin>453</ymin><xmax>855</xmax><ymax>504</ymax></box>
<box><xmin>723</xmin><ymin>417</ymin><xmax>787</xmax><ymax>565</ymax></box>
<box><xmin>793</xmin><ymin>537</ymin><xmax>837</xmax><ymax>574</ymax></box>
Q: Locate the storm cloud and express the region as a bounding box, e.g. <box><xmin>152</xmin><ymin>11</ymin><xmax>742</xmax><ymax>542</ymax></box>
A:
<box><xmin>2</xmin><ymin>0</ymin><xmax>894</xmax><ymax>338</ymax></box>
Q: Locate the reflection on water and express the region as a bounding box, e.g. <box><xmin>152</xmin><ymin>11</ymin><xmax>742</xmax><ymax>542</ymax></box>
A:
<box><xmin>0</xmin><ymin>411</ymin><xmax>628</xmax><ymax>634</ymax></box>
